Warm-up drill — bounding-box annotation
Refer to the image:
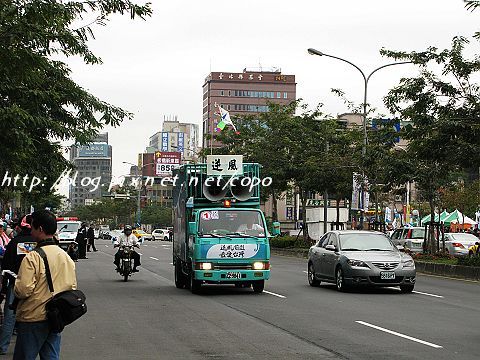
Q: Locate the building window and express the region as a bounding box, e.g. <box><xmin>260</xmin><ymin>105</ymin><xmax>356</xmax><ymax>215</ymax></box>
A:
<box><xmin>283</xmin><ymin>92</ymin><xmax>288</xmax><ymax>99</ymax></box>
<box><xmin>277</xmin><ymin>92</ymin><xmax>281</xmax><ymax>98</ymax></box>
<box><xmin>220</xmin><ymin>90</ymin><xmax>224</xmax><ymax>96</ymax></box>
<box><xmin>228</xmin><ymin>90</ymin><xmax>231</xmax><ymax>96</ymax></box>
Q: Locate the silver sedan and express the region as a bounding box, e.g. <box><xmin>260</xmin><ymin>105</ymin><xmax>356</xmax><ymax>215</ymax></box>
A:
<box><xmin>308</xmin><ymin>230</ymin><xmax>416</xmax><ymax>292</ymax></box>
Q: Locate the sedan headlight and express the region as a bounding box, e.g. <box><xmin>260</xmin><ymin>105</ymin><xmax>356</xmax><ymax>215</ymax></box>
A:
<box><xmin>347</xmin><ymin>259</ymin><xmax>369</xmax><ymax>268</ymax></box>
<box><xmin>402</xmin><ymin>259</ymin><xmax>415</xmax><ymax>268</ymax></box>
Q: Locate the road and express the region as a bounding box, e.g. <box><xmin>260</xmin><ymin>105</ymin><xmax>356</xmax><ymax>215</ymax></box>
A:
<box><xmin>6</xmin><ymin>239</ymin><xmax>478</xmax><ymax>359</ymax></box>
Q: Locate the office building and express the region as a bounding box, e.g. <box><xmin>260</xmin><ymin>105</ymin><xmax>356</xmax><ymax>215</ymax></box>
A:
<box><xmin>202</xmin><ymin>68</ymin><xmax>296</xmax><ymax>149</ymax></box>
<box><xmin>69</xmin><ymin>133</ymin><xmax>112</xmax><ymax>208</ymax></box>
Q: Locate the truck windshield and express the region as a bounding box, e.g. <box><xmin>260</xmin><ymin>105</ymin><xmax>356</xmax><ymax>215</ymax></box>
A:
<box><xmin>198</xmin><ymin>210</ymin><xmax>265</xmax><ymax>238</ymax></box>
<box><xmin>57</xmin><ymin>222</ymin><xmax>80</xmax><ymax>233</ymax></box>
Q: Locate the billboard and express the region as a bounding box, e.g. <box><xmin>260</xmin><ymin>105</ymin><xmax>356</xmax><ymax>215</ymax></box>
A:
<box><xmin>155</xmin><ymin>152</ymin><xmax>181</xmax><ymax>176</ymax></box>
<box><xmin>78</xmin><ymin>143</ymin><xmax>109</xmax><ymax>158</ymax></box>
<box><xmin>161</xmin><ymin>132</ymin><xmax>169</xmax><ymax>151</ymax></box>
<box><xmin>177</xmin><ymin>132</ymin><xmax>184</xmax><ymax>153</ymax></box>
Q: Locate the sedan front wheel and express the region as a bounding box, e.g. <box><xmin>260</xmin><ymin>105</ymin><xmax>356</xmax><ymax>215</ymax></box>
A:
<box><xmin>336</xmin><ymin>267</ymin><xmax>348</xmax><ymax>292</ymax></box>
<box><xmin>308</xmin><ymin>263</ymin><xmax>320</xmax><ymax>287</ymax></box>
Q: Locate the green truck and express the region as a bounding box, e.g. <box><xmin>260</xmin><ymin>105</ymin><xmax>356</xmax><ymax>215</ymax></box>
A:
<box><xmin>172</xmin><ymin>160</ymin><xmax>278</xmax><ymax>294</ymax></box>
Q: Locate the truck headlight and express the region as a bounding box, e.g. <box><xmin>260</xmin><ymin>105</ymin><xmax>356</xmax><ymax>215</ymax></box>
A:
<box><xmin>253</xmin><ymin>262</ymin><xmax>265</xmax><ymax>270</ymax></box>
<box><xmin>199</xmin><ymin>262</ymin><xmax>212</xmax><ymax>270</ymax></box>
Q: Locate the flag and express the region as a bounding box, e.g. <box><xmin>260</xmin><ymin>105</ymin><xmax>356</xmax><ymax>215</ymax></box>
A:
<box><xmin>215</xmin><ymin>106</ymin><xmax>237</xmax><ymax>132</ymax></box>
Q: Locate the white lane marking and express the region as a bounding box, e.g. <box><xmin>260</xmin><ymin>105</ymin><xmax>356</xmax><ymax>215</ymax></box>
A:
<box><xmin>150</xmin><ymin>257</ymin><xmax>159</xmax><ymax>261</ymax></box>
<box><xmin>105</xmin><ymin>245</ymin><xmax>109</xmax><ymax>248</ymax></box>
<box><xmin>137</xmin><ymin>252</ymin><xmax>143</xmax><ymax>256</ymax></box>
<box><xmin>153</xmin><ymin>246</ymin><xmax>158</xmax><ymax>248</ymax></box>
<box><xmin>412</xmin><ymin>290</ymin><xmax>444</xmax><ymax>298</ymax></box>
<box><xmin>386</xmin><ymin>287</ymin><xmax>444</xmax><ymax>298</ymax></box>
<box><xmin>162</xmin><ymin>245</ymin><xmax>170</xmax><ymax>247</ymax></box>
<box><xmin>356</xmin><ymin>321</ymin><xmax>443</xmax><ymax>349</ymax></box>
<box><xmin>264</xmin><ymin>290</ymin><xmax>286</xmax><ymax>299</ymax></box>
<box><xmin>302</xmin><ymin>271</ymin><xmax>308</xmax><ymax>274</ymax></box>
<box><xmin>169</xmin><ymin>263</ymin><xmax>173</xmax><ymax>265</ymax></box>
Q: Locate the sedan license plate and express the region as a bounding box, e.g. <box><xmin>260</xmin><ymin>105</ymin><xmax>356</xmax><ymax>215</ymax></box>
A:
<box><xmin>380</xmin><ymin>271</ymin><xmax>395</xmax><ymax>280</ymax></box>
<box><xmin>412</xmin><ymin>242</ymin><xmax>422</xmax><ymax>248</ymax></box>
<box><xmin>226</xmin><ymin>272</ymin><xmax>241</xmax><ymax>279</ymax></box>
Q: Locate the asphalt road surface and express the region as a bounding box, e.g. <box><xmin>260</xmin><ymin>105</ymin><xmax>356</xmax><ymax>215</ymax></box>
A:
<box><xmin>4</xmin><ymin>239</ymin><xmax>479</xmax><ymax>359</ymax></box>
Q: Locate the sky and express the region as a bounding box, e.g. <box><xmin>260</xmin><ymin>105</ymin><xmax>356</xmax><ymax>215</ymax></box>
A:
<box><xmin>62</xmin><ymin>0</ymin><xmax>480</xmax><ymax>188</ymax></box>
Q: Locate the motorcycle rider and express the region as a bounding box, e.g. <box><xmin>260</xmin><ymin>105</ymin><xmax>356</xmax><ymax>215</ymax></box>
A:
<box><xmin>113</xmin><ymin>225</ymin><xmax>141</xmax><ymax>272</ymax></box>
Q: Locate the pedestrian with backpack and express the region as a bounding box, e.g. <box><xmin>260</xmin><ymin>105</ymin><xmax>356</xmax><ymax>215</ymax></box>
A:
<box><xmin>13</xmin><ymin>210</ymin><xmax>77</xmax><ymax>360</ymax></box>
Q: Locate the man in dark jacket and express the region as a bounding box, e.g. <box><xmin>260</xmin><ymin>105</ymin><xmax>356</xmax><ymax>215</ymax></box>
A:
<box><xmin>86</xmin><ymin>224</ymin><xmax>97</xmax><ymax>252</ymax></box>
<box><xmin>76</xmin><ymin>222</ymin><xmax>88</xmax><ymax>259</ymax></box>
<box><xmin>0</xmin><ymin>215</ymin><xmax>35</xmax><ymax>354</ymax></box>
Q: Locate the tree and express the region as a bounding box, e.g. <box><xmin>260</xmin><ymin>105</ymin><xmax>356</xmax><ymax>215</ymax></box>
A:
<box><xmin>383</xmin><ymin>36</ymin><xmax>480</xmax><ymax>252</ymax></box>
<box><xmin>141</xmin><ymin>204</ymin><xmax>172</xmax><ymax>227</ymax></box>
<box><xmin>0</xmin><ymin>1</ymin><xmax>152</xmax><ymax>203</ymax></box>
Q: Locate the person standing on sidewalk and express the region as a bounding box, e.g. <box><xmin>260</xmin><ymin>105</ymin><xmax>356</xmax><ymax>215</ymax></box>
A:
<box><xmin>13</xmin><ymin>210</ymin><xmax>77</xmax><ymax>360</ymax></box>
<box><xmin>86</xmin><ymin>224</ymin><xmax>97</xmax><ymax>252</ymax></box>
<box><xmin>76</xmin><ymin>222</ymin><xmax>88</xmax><ymax>259</ymax></box>
<box><xmin>0</xmin><ymin>215</ymin><xmax>34</xmax><ymax>355</ymax></box>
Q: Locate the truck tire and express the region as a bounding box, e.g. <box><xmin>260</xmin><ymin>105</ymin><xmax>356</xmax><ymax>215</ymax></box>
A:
<box><xmin>174</xmin><ymin>260</ymin><xmax>186</xmax><ymax>289</ymax></box>
<box><xmin>190</xmin><ymin>271</ymin><xmax>202</xmax><ymax>294</ymax></box>
<box><xmin>252</xmin><ymin>280</ymin><xmax>264</xmax><ymax>293</ymax></box>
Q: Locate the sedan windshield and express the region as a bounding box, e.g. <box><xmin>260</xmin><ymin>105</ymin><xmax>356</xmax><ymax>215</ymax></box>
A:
<box><xmin>449</xmin><ymin>233</ymin><xmax>478</xmax><ymax>242</ymax></box>
<box><xmin>340</xmin><ymin>233</ymin><xmax>396</xmax><ymax>251</ymax></box>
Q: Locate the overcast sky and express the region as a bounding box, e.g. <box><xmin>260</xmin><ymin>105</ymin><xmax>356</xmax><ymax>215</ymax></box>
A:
<box><xmin>63</xmin><ymin>0</ymin><xmax>479</xmax><ymax>185</ymax></box>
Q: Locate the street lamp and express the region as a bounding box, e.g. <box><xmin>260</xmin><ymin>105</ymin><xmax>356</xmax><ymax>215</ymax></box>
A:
<box><xmin>307</xmin><ymin>48</ymin><xmax>412</xmax><ymax>228</ymax></box>
<box><xmin>393</xmin><ymin>144</ymin><xmax>411</xmax><ymax>225</ymax></box>
<box><xmin>122</xmin><ymin>161</ymin><xmax>155</xmax><ymax>227</ymax></box>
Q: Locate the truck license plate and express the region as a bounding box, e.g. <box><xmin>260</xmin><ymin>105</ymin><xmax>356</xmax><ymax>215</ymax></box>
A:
<box><xmin>380</xmin><ymin>272</ymin><xmax>395</xmax><ymax>280</ymax></box>
<box><xmin>226</xmin><ymin>272</ymin><xmax>241</xmax><ymax>279</ymax></box>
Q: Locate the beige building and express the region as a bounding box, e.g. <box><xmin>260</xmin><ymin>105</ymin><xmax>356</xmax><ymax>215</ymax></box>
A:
<box><xmin>202</xmin><ymin>68</ymin><xmax>296</xmax><ymax>149</ymax></box>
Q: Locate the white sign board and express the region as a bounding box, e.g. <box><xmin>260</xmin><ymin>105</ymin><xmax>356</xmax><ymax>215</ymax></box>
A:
<box><xmin>206</xmin><ymin>155</ymin><xmax>243</xmax><ymax>176</ymax></box>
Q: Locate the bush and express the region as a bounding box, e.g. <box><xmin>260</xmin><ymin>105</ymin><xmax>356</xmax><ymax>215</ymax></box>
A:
<box><xmin>269</xmin><ymin>235</ymin><xmax>314</xmax><ymax>249</ymax></box>
<box><xmin>270</xmin><ymin>236</ymin><xmax>297</xmax><ymax>248</ymax></box>
<box><xmin>458</xmin><ymin>255</ymin><xmax>480</xmax><ymax>267</ymax></box>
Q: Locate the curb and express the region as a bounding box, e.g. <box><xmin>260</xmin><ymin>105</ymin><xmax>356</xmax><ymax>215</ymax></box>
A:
<box><xmin>271</xmin><ymin>248</ymin><xmax>480</xmax><ymax>282</ymax></box>
<box><xmin>414</xmin><ymin>261</ymin><xmax>480</xmax><ymax>282</ymax></box>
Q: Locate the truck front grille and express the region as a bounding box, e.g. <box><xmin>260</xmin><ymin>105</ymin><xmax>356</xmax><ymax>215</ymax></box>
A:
<box><xmin>214</xmin><ymin>264</ymin><xmax>252</xmax><ymax>270</ymax></box>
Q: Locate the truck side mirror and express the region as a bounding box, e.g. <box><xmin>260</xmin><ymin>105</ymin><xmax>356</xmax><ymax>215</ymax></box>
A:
<box><xmin>188</xmin><ymin>222</ymin><xmax>197</xmax><ymax>235</ymax></box>
<box><xmin>272</xmin><ymin>222</ymin><xmax>281</xmax><ymax>236</ymax></box>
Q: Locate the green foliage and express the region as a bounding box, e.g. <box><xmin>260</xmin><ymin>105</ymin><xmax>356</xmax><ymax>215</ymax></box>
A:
<box><xmin>458</xmin><ymin>255</ymin><xmax>480</xmax><ymax>267</ymax></box>
<box><xmin>269</xmin><ymin>235</ymin><xmax>300</xmax><ymax>248</ymax></box>
<box><xmin>141</xmin><ymin>204</ymin><xmax>172</xmax><ymax>227</ymax></box>
<box><xmin>382</xmin><ymin>36</ymin><xmax>480</xmax><ymax>252</ymax></box>
<box><xmin>0</xmin><ymin>0</ymin><xmax>151</xmax><ymax>203</ymax></box>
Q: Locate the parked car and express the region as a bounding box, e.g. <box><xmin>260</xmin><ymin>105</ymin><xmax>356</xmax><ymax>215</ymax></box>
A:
<box><xmin>152</xmin><ymin>229</ymin><xmax>170</xmax><ymax>241</ymax></box>
<box><xmin>132</xmin><ymin>229</ymin><xmax>152</xmax><ymax>241</ymax></box>
<box><xmin>390</xmin><ymin>227</ymin><xmax>425</xmax><ymax>253</ymax></box>
<box><xmin>308</xmin><ymin>230</ymin><xmax>416</xmax><ymax>292</ymax></box>
<box><xmin>443</xmin><ymin>233</ymin><xmax>479</xmax><ymax>257</ymax></box>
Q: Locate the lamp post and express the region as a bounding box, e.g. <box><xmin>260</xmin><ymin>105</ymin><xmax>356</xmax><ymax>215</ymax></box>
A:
<box><xmin>307</xmin><ymin>48</ymin><xmax>412</xmax><ymax>228</ymax></box>
<box><xmin>393</xmin><ymin>144</ymin><xmax>410</xmax><ymax>225</ymax></box>
<box><xmin>122</xmin><ymin>161</ymin><xmax>155</xmax><ymax>227</ymax></box>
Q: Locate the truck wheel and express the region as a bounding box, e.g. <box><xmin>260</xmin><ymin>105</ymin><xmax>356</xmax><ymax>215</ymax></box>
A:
<box><xmin>174</xmin><ymin>261</ymin><xmax>186</xmax><ymax>289</ymax></box>
<box><xmin>252</xmin><ymin>280</ymin><xmax>264</xmax><ymax>293</ymax></box>
<box><xmin>190</xmin><ymin>271</ymin><xmax>201</xmax><ymax>294</ymax></box>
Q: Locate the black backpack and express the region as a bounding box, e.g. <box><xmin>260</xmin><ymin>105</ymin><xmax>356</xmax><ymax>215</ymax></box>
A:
<box><xmin>35</xmin><ymin>247</ymin><xmax>87</xmax><ymax>333</ymax></box>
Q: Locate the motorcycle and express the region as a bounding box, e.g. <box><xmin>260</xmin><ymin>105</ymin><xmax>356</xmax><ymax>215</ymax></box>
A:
<box><xmin>115</xmin><ymin>244</ymin><xmax>138</xmax><ymax>282</ymax></box>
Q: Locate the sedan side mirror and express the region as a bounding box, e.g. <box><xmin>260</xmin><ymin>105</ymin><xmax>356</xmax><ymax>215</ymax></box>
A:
<box><xmin>325</xmin><ymin>244</ymin><xmax>337</xmax><ymax>252</ymax></box>
<box><xmin>396</xmin><ymin>245</ymin><xmax>405</xmax><ymax>252</ymax></box>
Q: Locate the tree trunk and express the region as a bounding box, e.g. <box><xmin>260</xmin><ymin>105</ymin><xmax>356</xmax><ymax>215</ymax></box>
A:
<box><xmin>299</xmin><ymin>189</ymin><xmax>309</xmax><ymax>244</ymax></box>
<box><xmin>271</xmin><ymin>188</ymin><xmax>278</xmax><ymax>223</ymax></box>
<box><xmin>428</xmin><ymin>196</ymin><xmax>436</xmax><ymax>254</ymax></box>
<box><xmin>336</xmin><ymin>195</ymin><xmax>341</xmax><ymax>229</ymax></box>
